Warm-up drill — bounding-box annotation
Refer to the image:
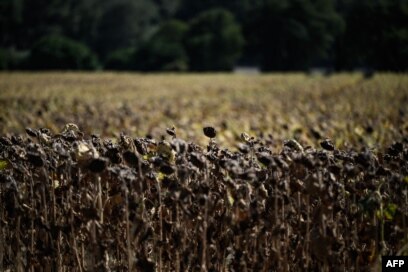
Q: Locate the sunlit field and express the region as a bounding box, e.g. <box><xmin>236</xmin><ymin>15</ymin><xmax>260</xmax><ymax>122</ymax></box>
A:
<box><xmin>0</xmin><ymin>72</ymin><xmax>407</xmax><ymax>271</ymax></box>
<box><xmin>1</xmin><ymin>73</ymin><xmax>407</xmax><ymax>148</ymax></box>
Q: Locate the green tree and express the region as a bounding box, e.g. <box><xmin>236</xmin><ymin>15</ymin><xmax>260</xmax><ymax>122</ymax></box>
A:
<box><xmin>134</xmin><ymin>20</ymin><xmax>189</xmax><ymax>71</ymax></box>
<box><xmin>176</xmin><ymin>0</ymin><xmax>261</xmax><ymax>22</ymax></box>
<box><xmin>335</xmin><ymin>0</ymin><xmax>408</xmax><ymax>71</ymax></box>
<box><xmin>0</xmin><ymin>48</ymin><xmax>8</xmax><ymax>69</ymax></box>
<box><xmin>28</xmin><ymin>35</ymin><xmax>98</xmax><ymax>70</ymax></box>
<box><xmin>0</xmin><ymin>0</ymin><xmax>24</xmax><ymax>47</ymax></box>
<box><xmin>61</xmin><ymin>0</ymin><xmax>104</xmax><ymax>50</ymax></box>
<box><xmin>95</xmin><ymin>0</ymin><xmax>159</xmax><ymax>58</ymax></box>
<box><xmin>154</xmin><ymin>0</ymin><xmax>181</xmax><ymax>18</ymax></box>
<box><xmin>0</xmin><ymin>47</ymin><xmax>29</xmax><ymax>70</ymax></box>
<box><xmin>247</xmin><ymin>0</ymin><xmax>344</xmax><ymax>71</ymax></box>
<box><xmin>184</xmin><ymin>8</ymin><xmax>244</xmax><ymax>71</ymax></box>
<box><xmin>104</xmin><ymin>48</ymin><xmax>135</xmax><ymax>71</ymax></box>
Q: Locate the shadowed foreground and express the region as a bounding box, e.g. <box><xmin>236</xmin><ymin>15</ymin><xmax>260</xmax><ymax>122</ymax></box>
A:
<box><xmin>0</xmin><ymin>124</ymin><xmax>407</xmax><ymax>271</ymax></box>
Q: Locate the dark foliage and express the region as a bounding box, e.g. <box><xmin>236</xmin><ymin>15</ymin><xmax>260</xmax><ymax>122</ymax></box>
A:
<box><xmin>335</xmin><ymin>0</ymin><xmax>408</xmax><ymax>71</ymax></box>
<box><xmin>27</xmin><ymin>35</ymin><xmax>98</xmax><ymax>70</ymax></box>
<box><xmin>134</xmin><ymin>20</ymin><xmax>189</xmax><ymax>71</ymax></box>
<box><xmin>104</xmin><ymin>48</ymin><xmax>135</xmax><ymax>71</ymax></box>
<box><xmin>185</xmin><ymin>9</ymin><xmax>244</xmax><ymax>71</ymax></box>
<box><xmin>0</xmin><ymin>0</ymin><xmax>407</xmax><ymax>71</ymax></box>
<box><xmin>246</xmin><ymin>0</ymin><xmax>344</xmax><ymax>71</ymax></box>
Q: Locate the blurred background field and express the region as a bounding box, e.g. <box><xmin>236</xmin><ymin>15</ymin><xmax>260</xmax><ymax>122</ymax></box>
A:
<box><xmin>1</xmin><ymin>72</ymin><xmax>407</xmax><ymax>149</ymax></box>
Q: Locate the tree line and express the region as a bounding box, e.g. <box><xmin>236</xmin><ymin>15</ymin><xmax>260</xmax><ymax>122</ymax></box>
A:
<box><xmin>0</xmin><ymin>0</ymin><xmax>406</xmax><ymax>71</ymax></box>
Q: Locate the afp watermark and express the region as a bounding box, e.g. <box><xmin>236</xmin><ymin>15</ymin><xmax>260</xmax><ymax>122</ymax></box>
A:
<box><xmin>382</xmin><ymin>256</ymin><xmax>408</xmax><ymax>271</ymax></box>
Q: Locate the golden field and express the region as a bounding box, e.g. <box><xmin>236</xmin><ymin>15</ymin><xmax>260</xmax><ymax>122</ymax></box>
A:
<box><xmin>1</xmin><ymin>72</ymin><xmax>407</xmax><ymax>149</ymax></box>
